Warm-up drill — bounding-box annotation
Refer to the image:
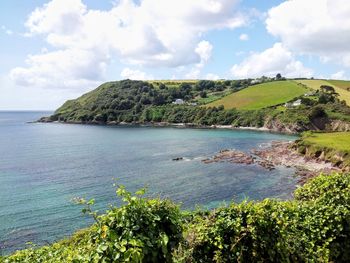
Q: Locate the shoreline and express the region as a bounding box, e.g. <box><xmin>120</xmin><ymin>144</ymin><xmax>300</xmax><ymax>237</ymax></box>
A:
<box><xmin>35</xmin><ymin>119</ymin><xmax>298</xmax><ymax>135</ymax></box>
<box><xmin>199</xmin><ymin>141</ymin><xmax>342</xmax><ymax>184</ymax></box>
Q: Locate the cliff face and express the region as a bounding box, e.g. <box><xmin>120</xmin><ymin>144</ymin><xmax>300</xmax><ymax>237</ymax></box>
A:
<box><xmin>263</xmin><ymin>118</ymin><xmax>350</xmax><ymax>134</ymax></box>
<box><xmin>326</xmin><ymin>120</ymin><xmax>350</xmax><ymax>132</ymax></box>
<box><xmin>263</xmin><ymin>119</ymin><xmax>310</xmax><ymax>134</ymax></box>
<box><xmin>293</xmin><ymin>133</ymin><xmax>350</xmax><ymax>171</ymax></box>
<box><xmin>296</xmin><ymin>145</ymin><xmax>350</xmax><ymax>172</ymax></box>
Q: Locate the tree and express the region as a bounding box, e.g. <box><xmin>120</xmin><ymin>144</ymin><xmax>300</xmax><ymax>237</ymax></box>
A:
<box><xmin>320</xmin><ymin>85</ymin><xmax>336</xmax><ymax>94</ymax></box>
<box><xmin>276</xmin><ymin>73</ymin><xmax>282</xmax><ymax>80</ymax></box>
<box><xmin>199</xmin><ymin>91</ymin><xmax>207</xmax><ymax>98</ymax></box>
<box><xmin>308</xmin><ymin>106</ymin><xmax>327</xmax><ymax>120</ymax></box>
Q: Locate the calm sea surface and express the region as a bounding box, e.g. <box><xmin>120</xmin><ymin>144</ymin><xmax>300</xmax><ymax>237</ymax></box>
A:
<box><xmin>0</xmin><ymin>111</ymin><xmax>298</xmax><ymax>254</ymax></box>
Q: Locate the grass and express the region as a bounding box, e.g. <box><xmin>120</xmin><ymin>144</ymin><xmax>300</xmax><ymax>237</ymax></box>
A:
<box><xmin>327</xmin><ymin>80</ymin><xmax>350</xmax><ymax>91</ymax></box>
<box><xmin>196</xmin><ymin>89</ymin><xmax>232</xmax><ymax>104</ymax></box>
<box><xmin>296</xmin><ymin>79</ymin><xmax>350</xmax><ymax>105</ymax></box>
<box><xmin>298</xmin><ymin>132</ymin><xmax>350</xmax><ymax>168</ymax></box>
<box><xmin>206</xmin><ymin>81</ymin><xmax>307</xmax><ymax>110</ymax></box>
<box><xmin>302</xmin><ymin>132</ymin><xmax>350</xmax><ymax>153</ymax></box>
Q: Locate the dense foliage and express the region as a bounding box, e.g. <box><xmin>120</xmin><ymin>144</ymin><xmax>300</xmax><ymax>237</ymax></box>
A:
<box><xmin>181</xmin><ymin>173</ymin><xmax>350</xmax><ymax>262</ymax></box>
<box><xmin>43</xmin><ymin>80</ymin><xmax>350</xmax><ymax>133</ymax></box>
<box><xmin>2</xmin><ymin>173</ymin><xmax>350</xmax><ymax>262</ymax></box>
<box><xmin>49</xmin><ymin>80</ymin><xmax>235</xmax><ymax>123</ymax></box>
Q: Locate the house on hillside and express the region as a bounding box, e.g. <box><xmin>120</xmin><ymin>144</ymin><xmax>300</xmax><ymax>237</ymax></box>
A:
<box><xmin>285</xmin><ymin>99</ymin><xmax>302</xmax><ymax>108</ymax></box>
<box><xmin>251</xmin><ymin>79</ymin><xmax>261</xmax><ymax>84</ymax></box>
<box><xmin>173</xmin><ymin>99</ymin><xmax>184</xmax><ymax>105</ymax></box>
<box><xmin>304</xmin><ymin>91</ymin><xmax>315</xmax><ymax>96</ymax></box>
<box><xmin>293</xmin><ymin>99</ymin><xmax>302</xmax><ymax>106</ymax></box>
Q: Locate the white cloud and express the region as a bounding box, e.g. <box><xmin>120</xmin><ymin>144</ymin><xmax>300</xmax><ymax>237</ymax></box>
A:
<box><xmin>185</xmin><ymin>68</ymin><xmax>200</xmax><ymax>79</ymax></box>
<box><xmin>11</xmin><ymin>0</ymin><xmax>248</xmax><ymax>90</ymax></box>
<box><xmin>266</xmin><ymin>0</ymin><xmax>350</xmax><ymax>67</ymax></box>
<box><xmin>239</xmin><ymin>33</ymin><xmax>249</xmax><ymax>41</ymax></box>
<box><xmin>120</xmin><ymin>68</ymin><xmax>154</xmax><ymax>80</ymax></box>
<box><xmin>185</xmin><ymin>40</ymin><xmax>213</xmax><ymax>79</ymax></box>
<box><xmin>195</xmin><ymin>41</ymin><xmax>213</xmax><ymax>67</ymax></box>
<box><xmin>25</xmin><ymin>0</ymin><xmax>86</xmax><ymax>36</ymax></box>
<box><xmin>0</xmin><ymin>75</ymin><xmax>85</xmax><ymax>110</ymax></box>
<box><xmin>231</xmin><ymin>43</ymin><xmax>313</xmax><ymax>78</ymax></box>
<box><xmin>205</xmin><ymin>73</ymin><xmax>220</xmax><ymax>80</ymax></box>
<box><xmin>10</xmin><ymin>48</ymin><xmax>105</xmax><ymax>89</ymax></box>
<box><xmin>331</xmin><ymin>70</ymin><xmax>348</xmax><ymax>80</ymax></box>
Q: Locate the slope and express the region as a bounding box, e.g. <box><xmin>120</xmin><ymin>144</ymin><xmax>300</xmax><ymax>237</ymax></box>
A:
<box><xmin>207</xmin><ymin>81</ymin><xmax>307</xmax><ymax>110</ymax></box>
<box><xmin>296</xmin><ymin>79</ymin><xmax>350</xmax><ymax>105</ymax></box>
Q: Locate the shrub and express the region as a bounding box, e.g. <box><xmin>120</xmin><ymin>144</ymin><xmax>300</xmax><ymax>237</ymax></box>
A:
<box><xmin>308</xmin><ymin>106</ymin><xmax>327</xmax><ymax>120</ymax></box>
<box><xmin>175</xmin><ymin>173</ymin><xmax>350</xmax><ymax>262</ymax></box>
<box><xmin>3</xmin><ymin>173</ymin><xmax>350</xmax><ymax>262</ymax></box>
<box><xmin>84</xmin><ymin>187</ymin><xmax>183</xmax><ymax>262</ymax></box>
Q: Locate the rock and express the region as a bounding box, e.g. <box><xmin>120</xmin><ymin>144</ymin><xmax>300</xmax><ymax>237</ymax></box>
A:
<box><xmin>257</xmin><ymin>160</ymin><xmax>275</xmax><ymax>170</ymax></box>
<box><xmin>38</xmin><ymin>116</ymin><xmax>53</xmax><ymax>123</ymax></box>
<box><xmin>202</xmin><ymin>141</ymin><xmax>341</xmax><ymax>184</ymax></box>
<box><xmin>172</xmin><ymin>157</ymin><xmax>183</xmax><ymax>161</ymax></box>
<box><xmin>107</xmin><ymin>121</ymin><xmax>118</xmax><ymax>125</ymax></box>
<box><xmin>202</xmin><ymin>149</ymin><xmax>255</xmax><ymax>165</ymax></box>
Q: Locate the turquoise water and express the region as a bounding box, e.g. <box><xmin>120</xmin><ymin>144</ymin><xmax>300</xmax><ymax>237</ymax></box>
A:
<box><xmin>0</xmin><ymin>111</ymin><xmax>298</xmax><ymax>254</ymax></box>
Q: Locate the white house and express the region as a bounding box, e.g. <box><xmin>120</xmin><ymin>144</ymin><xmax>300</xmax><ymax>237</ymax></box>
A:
<box><xmin>173</xmin><ymin>99</ymin><xmax>184</xmax><ymax>105</ymax></box>
<box><xmin>304</xmin><ymin>92</ymin><xmax>315</xmax><ymax>97</ymax></box>
<box><xmin>292</xmin><ymin>99</ymin><xmax>302</xmax><ymax>107</ymax></box>
<box><xmin>285</xmin><ymin>99</ymin><xmax>302</xmax><ymax>108</ymax></box>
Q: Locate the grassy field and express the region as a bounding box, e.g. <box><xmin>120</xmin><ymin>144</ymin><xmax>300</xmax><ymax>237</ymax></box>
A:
<box><xmin>296</xmin><ymin>79</ymin><xmax>350</xmax><ymax>105</ymax></box>
<box><xmin>327</xmin><ymin>80</ymin><xmax>350</xmax><ymax>91</ymax></box>
<box><xmin>196</xmin><ymin>89</ymin><xmax>232</xmax><ymax>104</ymax></box>
<box><xmin>206</xmin><ymin>81</ymin><xmax>307</xmax><ymax>110</ymax></box>
<box><xmin>302</xmin><ymin>132</ymin><xmax>350</xmax><ymax>153</ymax></box>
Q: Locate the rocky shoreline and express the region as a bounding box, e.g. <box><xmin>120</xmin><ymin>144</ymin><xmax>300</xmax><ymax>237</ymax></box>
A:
<box><xmin>201</xmin><ymin>141</ymin><xmax>341</xmax><ymax>184</ymax></box>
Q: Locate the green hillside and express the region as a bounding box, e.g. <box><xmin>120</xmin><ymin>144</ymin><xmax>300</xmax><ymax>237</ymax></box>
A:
<box><xmin>296</xmin><ymin>79</ymin><xmax>350</xmax><ymax>105</ymax></box>
<box><xmin>41</xmin><ymin>79</ymin><xmax>350</xmax><ymax>134</ymax></box>
<box><xmin>207</xmin><ymin>81</ymin><xmax>307</xmax><ymax>110</ymax></box>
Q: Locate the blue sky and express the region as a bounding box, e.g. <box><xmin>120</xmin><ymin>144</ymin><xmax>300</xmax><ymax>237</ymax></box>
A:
<box><xmin>0</xmin><ymin>0</ymin><xmax>349</xmax><ymax>110</ymax></box>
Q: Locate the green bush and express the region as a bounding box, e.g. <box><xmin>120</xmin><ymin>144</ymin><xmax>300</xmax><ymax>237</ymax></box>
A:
<box><xmin>2</xmin><ymin>173</ymin><xmax>350</xmax><ymax>263</ymax></box>
<box><xmin>179</xmin><ymin>173</ymin><xmax>350</xmax><ymax>262</ymax></box>
<box><xmin>85</xmin><ymin>186</ymin><xmax>183</xmax><ymax>262</ymax></box>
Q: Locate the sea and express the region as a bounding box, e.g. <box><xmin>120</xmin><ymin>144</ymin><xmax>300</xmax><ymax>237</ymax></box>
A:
<box><xmin>0</xmin><ymin>111</ymin><xmax>298</xmax><ymax>254</ymax></box>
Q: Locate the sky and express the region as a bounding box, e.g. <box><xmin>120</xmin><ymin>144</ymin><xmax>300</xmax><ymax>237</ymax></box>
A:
<box><xmin>0</xmin><ymin>0</ymin><xmax>350</xmax><ymax>110</ymax></box>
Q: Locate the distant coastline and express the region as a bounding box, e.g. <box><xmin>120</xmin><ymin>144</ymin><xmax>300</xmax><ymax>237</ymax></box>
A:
<box><xmin>36</xmin><ymin>118</ymin><xmax>295</xmax><ymax>134</ymax></box>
